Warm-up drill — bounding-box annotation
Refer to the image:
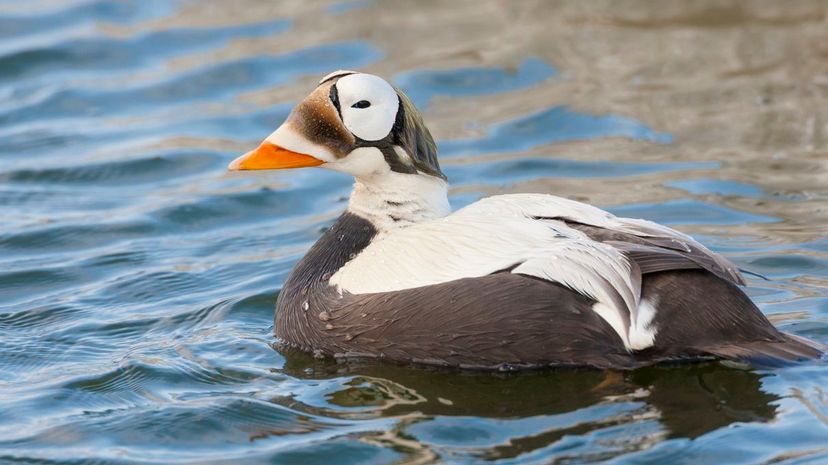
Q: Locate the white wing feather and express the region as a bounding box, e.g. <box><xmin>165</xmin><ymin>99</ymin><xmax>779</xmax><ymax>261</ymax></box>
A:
<box><xmin>461</xmin><ymin>194</ymin><xmax>742</xmax><ymax>284</ymax></box>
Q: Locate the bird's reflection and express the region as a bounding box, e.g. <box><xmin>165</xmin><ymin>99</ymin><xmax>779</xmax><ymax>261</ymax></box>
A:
<box><xmin>277</xmin><ymin>348</ymin><xmax>778</xmax><ymax>442</ymax></box>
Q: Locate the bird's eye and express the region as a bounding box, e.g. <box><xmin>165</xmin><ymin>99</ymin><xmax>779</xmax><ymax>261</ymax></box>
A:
<box><xmin>351</xmin><ymin>100</ymin><xmax>371</xmax><ymax>109</ymax></box>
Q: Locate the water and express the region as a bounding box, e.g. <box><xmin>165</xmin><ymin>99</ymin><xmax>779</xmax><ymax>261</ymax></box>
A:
<box><xmin>1</xmin><ymin>1</ymin><xmax>827</xmax><ymax>464</ymax></box>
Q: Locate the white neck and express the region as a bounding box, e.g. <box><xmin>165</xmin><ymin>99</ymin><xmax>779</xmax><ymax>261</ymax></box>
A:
<box><xmin>347</xmin><ymin>171</ymin><xmax>451</xmax><ymax>233</ymax></box>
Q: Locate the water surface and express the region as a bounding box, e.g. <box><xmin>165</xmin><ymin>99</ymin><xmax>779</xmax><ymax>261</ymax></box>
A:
<box><xmin>1</xmin><ymin>1</ymin><xmax>827</xmax><ymax>464</ymax></box>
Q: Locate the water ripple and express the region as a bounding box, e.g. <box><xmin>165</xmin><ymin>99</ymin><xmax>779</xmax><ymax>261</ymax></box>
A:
<box><xmin>1</xmin><ymin>2</ymin><xmax>826</xmax><ymax>465</ymax></box>
<box><xmin>440</xmin><ymin>105</ymin><xmax>672</xmax><ymax>157</ymax></box>
<box><xmin>0</xmin><ymin>0</ymin><xmax>173</xmax><ymax>42</ymax></box>
<box><xmin>0</xmin><ymin>42</ymin><xmax>382</xmax><ymax>125</ymax></box>
<box><xmin>1</xmin><ymin>150</ymin><xmax>220</xmax><ymax>186</ymax></box>
<box><xmin>397</xmin><ymin>57</ymin><xmax>556</xmax><ymax>108</ymax></box>
<box><xmin>0</xmin><ymin>20</ymin><xmax>290</xmax><ymax>83</ymax></box>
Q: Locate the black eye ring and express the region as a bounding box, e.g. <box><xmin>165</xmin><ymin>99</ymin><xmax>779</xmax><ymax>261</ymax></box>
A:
<box><xmin>351</xmin><ymin>100</ymin><xmax>371</xmax><ymax>109</ymax></box>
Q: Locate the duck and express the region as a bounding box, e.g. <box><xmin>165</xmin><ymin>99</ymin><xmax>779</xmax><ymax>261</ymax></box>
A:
<box><xmin>228</xmin><ymin>70</ymin><xmax>823</xmax><ymax>370</ymax></box>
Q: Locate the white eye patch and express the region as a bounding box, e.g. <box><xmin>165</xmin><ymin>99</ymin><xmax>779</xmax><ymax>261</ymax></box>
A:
<box><xmin>336</xmin><ymin>73</ymin><xmax>399</xmax><ymax>141</ymax></box>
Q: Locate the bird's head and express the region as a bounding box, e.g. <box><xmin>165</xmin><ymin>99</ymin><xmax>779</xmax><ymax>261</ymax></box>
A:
<box><xmin>229</xmin><ymin>71</ymin><xmax>444</xmax><ymax>181</ymax></box>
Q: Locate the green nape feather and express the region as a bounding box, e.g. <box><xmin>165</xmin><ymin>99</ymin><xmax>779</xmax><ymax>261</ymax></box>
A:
<box><xmin>393</xmin><ymin>88</ymin><xmax>446</xmax><ymax>180</ymax></box>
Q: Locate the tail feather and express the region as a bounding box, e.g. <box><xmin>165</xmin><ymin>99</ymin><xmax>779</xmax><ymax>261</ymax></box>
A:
<box><xmin>704</xmin><ymin>332</ymin><xmax>824</xmax><ymax>367</ymax></box>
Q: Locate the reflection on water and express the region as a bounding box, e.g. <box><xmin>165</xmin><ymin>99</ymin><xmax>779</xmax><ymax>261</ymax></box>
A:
<box><xmin>1</xmin><ymin>0</ymin><xmax>827</xmax><ymax>464</ymax></box>
<box><xmin>281</xmin><ymin>351</ymin><xmax>778</xmax><ymax>433</ymax></box>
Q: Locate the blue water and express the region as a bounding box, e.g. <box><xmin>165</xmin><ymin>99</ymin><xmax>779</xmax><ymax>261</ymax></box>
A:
<box><xmin>1</xmin><ymin>1</ymin><xmax>827</xmax><ymax>464</ymax></box>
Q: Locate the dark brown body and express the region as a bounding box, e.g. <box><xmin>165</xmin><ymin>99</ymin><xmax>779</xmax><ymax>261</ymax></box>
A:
<box><xmin>275</xmin><ymin>212</ymin><xmax>822</xmax><ymax>370</ymax></box>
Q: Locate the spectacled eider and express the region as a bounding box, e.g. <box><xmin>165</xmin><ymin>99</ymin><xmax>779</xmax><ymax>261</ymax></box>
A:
<box><xmin>228</xmin><ymin>70</ymin><xmax>823</xmax><ymax>370</ymax></box>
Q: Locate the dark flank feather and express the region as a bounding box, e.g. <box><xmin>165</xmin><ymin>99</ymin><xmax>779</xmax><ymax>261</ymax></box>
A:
<box><xmin>638</xmin><ymin>270</ymin><xmax>824</xmax><ymax>365</ymax></box>
<box><xmin>704</xmin><ymin>335</ymin><xmax>824</xmax><ymax>367</ymax></box>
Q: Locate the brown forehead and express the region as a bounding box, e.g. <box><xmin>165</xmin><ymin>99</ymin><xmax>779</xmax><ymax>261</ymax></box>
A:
<box><xmin>287</xmin><ymin>81</ymin><xmax>355</xmax><ymax>158</ymax></box>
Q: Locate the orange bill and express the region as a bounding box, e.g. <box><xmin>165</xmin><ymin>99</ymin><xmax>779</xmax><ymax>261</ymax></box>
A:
<box><xmin>228</xmin><ymin>142</ymin><xmax>323</xmax><ymax>171</ymax></box>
